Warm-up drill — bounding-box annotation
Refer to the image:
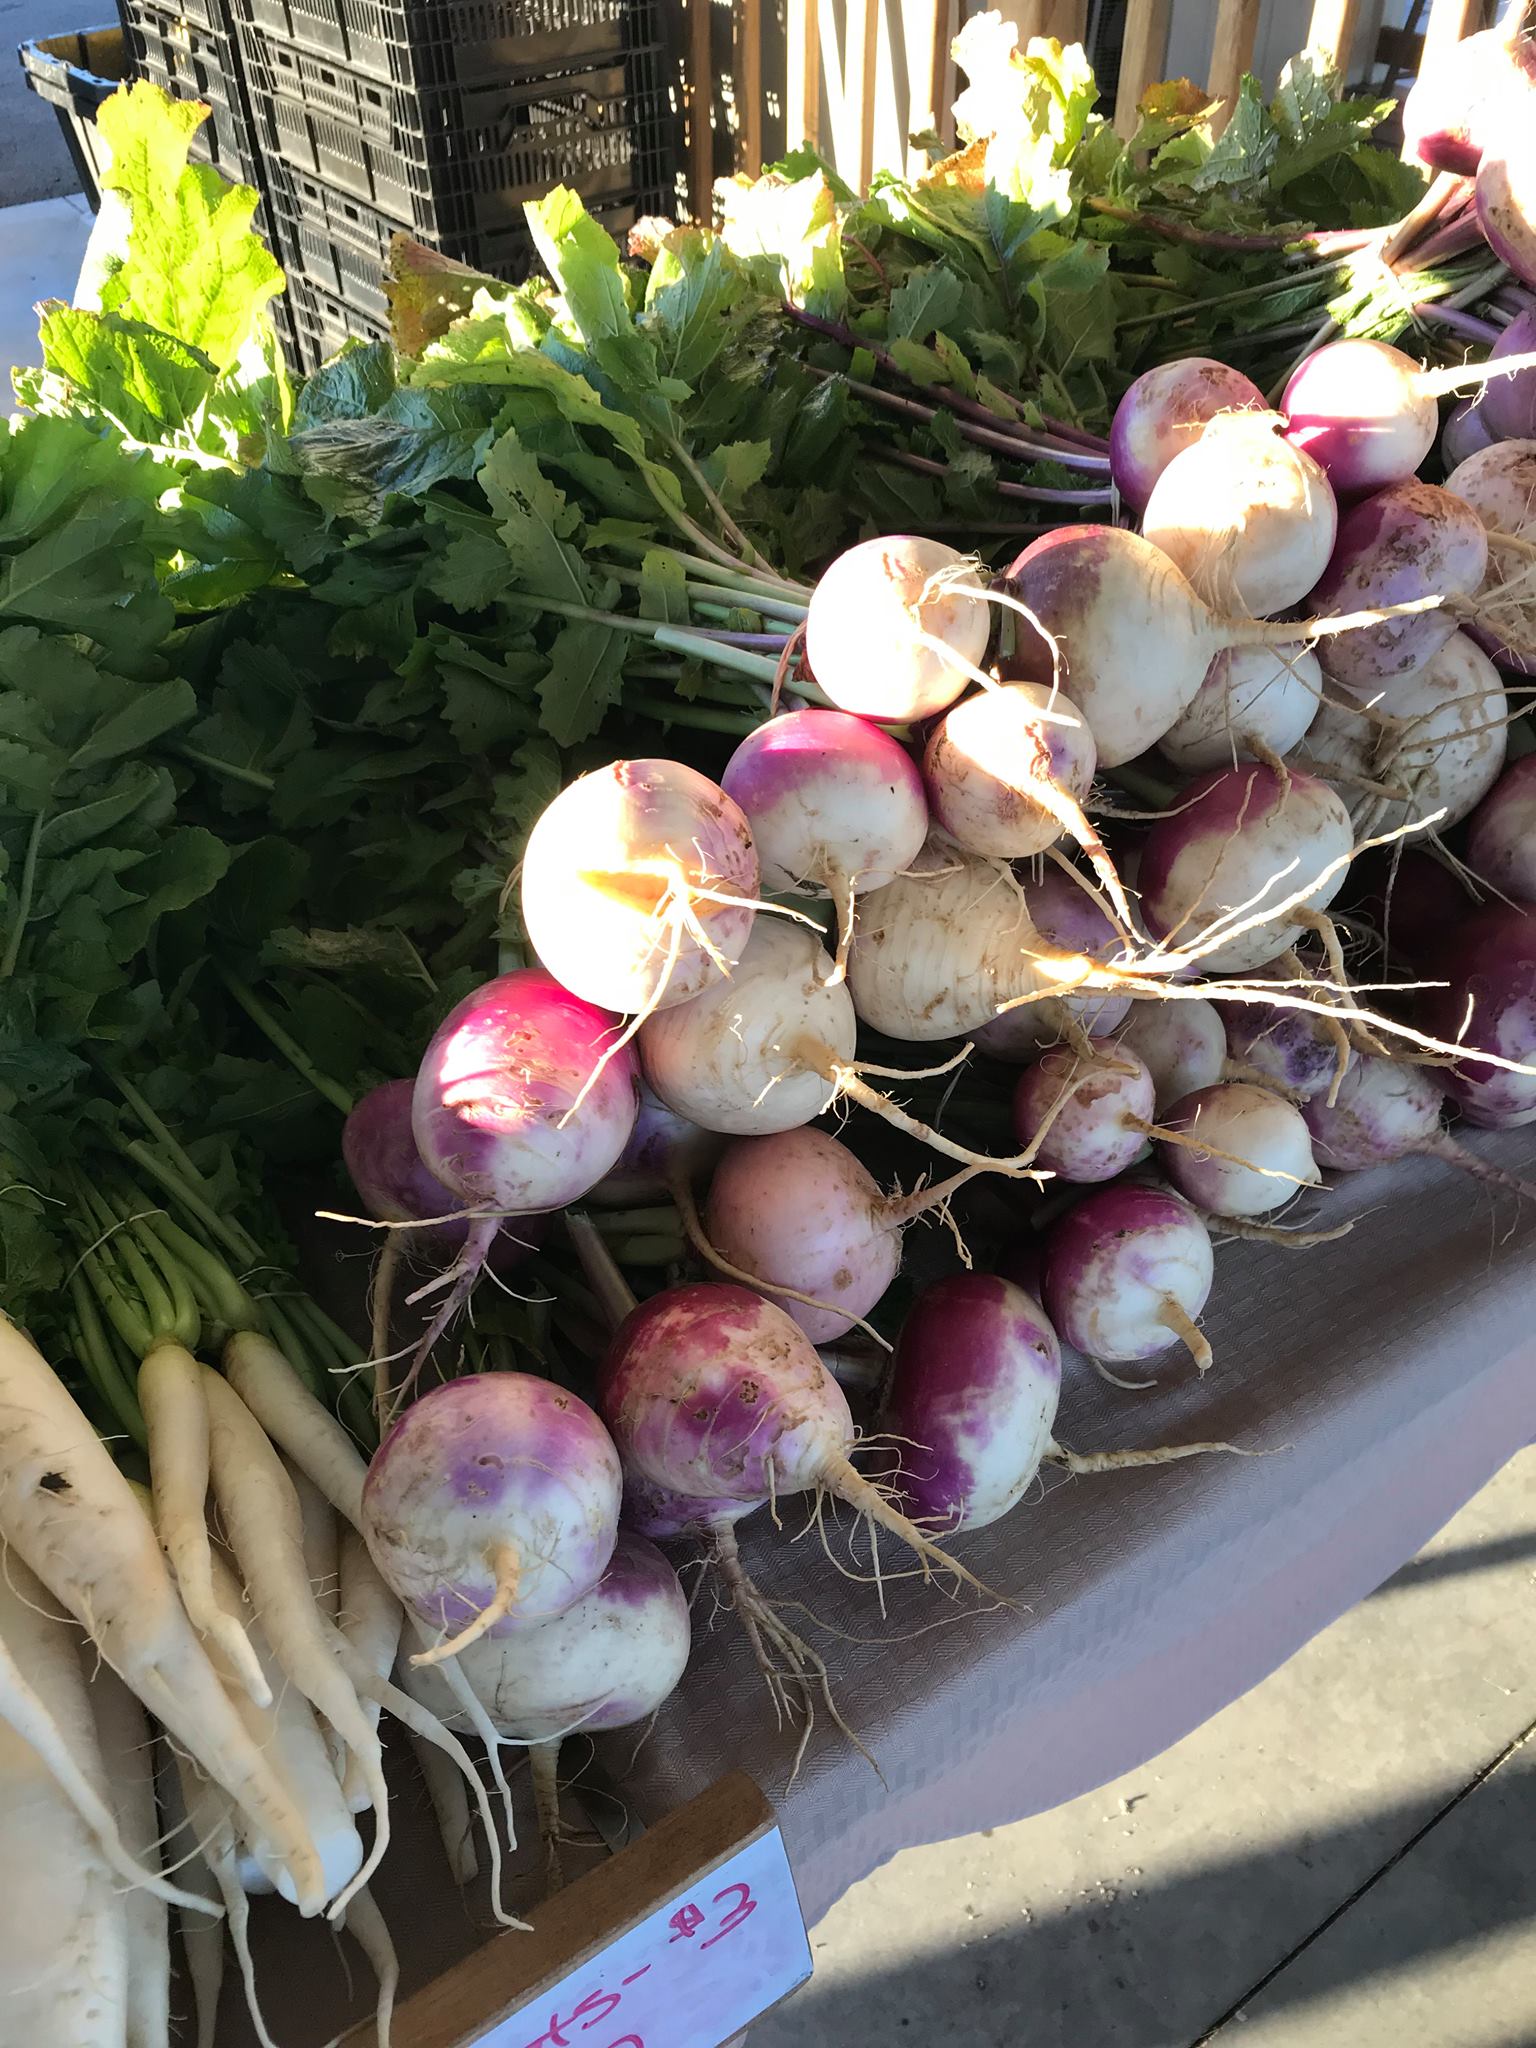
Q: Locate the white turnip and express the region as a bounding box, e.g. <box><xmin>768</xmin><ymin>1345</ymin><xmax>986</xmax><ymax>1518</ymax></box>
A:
<box><xmin>1116</xmin><ymin>998</ymin><xmax>1228</xmax><ymax>1111</ymax></box>
<box><xmin>1012</xmin><ymin>1039</ymin><xmax>1156</xmax><ymax>1183</ymax></box>
<box><xmin>1159</xmin><ymin>644</ymin><xmax>1322</xmax><ymax>773</ymax></box>
<box><xmin>1142</xmin><ymin>413</ymin><xmax>1337</xmax><ymax>617</ymax></box>
<box><xmin>1157</xmin><ymin>1081</ymin><xmax>1321</xmax><ymax>1217</ymax></box>
<box><xmin>804</xmin><ymin>534</ymin><xmax>990</xmax><ymax>722</ymax></box>
<box><xmin>520</xmin><ymin>758</ymin><xmax>759</xmax><ymax>1017</ymax></box>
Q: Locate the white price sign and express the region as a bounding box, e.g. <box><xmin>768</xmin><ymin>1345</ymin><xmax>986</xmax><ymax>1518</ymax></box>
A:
<box><xmin>478</xmin><ymin>1825</ymin><xmax>811</xmax><ymax>2048</ymax></box>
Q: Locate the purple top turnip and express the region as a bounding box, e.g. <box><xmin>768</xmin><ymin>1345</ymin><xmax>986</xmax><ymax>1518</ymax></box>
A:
<box><xmin>1138</xmin><ymin>763</ymin><xmax>1354</xmax><ymax>975</ymax></box>
<box><xmin>1116</xmin><ymin>998</ymin><xmax>1227</xmax><ymax>1112</ymax></box>
<box><xmin>1044</xmin><ymin>1184</ymin><xmax>1215</xmax><ymax>1372</ymax></box>
<box><xmin>362</xmin><ymin>1374</ymin><xmax>623</xmax><ymax>1661</ymax></box>
<box><xmin>589</xmin><ymin>1081</ymin><xmax>726</xmax><ymax>1207</ymax></box>
<box><xmin>520</xmin><ymin>758</ymin><xmax>759</xmax><ymax>1018</ymax></box>
<box><xmin>1478</xmin><ymin>125</ymin><xmax>1536</xmax><ymax>292</ymax></box>
<box><xmin>1012</xmin><ymin>1039</ymin><xmax>1155</xmax><ymax>1183</ymax></box>
<box><xmin>1445</xmin><ymin>438</ymin><xmax>1536</xmax><ymax>673</ymax></box>
<box><xmin>1467</xmin><ymin>755</ymin><xmax>1536</xmax><ymax>900</ymax></box>
<box><xmin>1478</xmin><ymin>310</ymin><xmax>1536</xmax><ymax>441</ymax></box>
<box><xmin>1304</xmin><ymin>1048</ymin><xmax>1536</xmax><ymax>1196</ymax></box>
<box><xmin>1108</xmin><ymin>357</ymin><xmax>1266</xmax><ymax>512</ymax></box>
<box><xmin>343</xmin><ymin>1079</ymin><xmax>546</xmax><ymax>1262</ymax></box>
<box><xmin>1442</xmin><ymin>397</ymin><xmax>1497</xmax><ymax>472</ymax></box>
<box><xmin>1283</xmin><ymin>340</ymin><xmax>1445</xmax><ymax>496</ymax></box>
<box><xmin>1423</xmin><ymin>902</ymin><xmax>1536</xmax><ymax>1127</ymax></box>
<box><xmin>1159</xmin><ymin>643</ymin><xmax>1322</xmax><ymax>774</ymax></box>
<box><xmin>1307</xmin><ymin>480</ymin><xmax>1487</xmax><ymax>689</ymax></box>
<box><xmin>721</xmin><ymin>708</ymin><xmax>928</xmax><ymax>976</ymax></box>
<box><xmin>805</xmin><ymin>534</ymin><xmax>990</xmax><ymax>722</ymax></box>
<box><xmin>883</xmin><ymin>1274</ymin><xmax>1061</xmax><ymax>1534</ymax></box>
<box><xmin>1402</xmin><ymin>23</ymin><xmax>1536</xmax><ymax>173</ymax></box>
<box><xmin>1225</xmin><ymin>1004</ymin><xmax>1342</xmax><ymax>1101</ymax></box>
<box><xmin>412</xmin><ymin>969</ymin><xmax>639</xmax><ymax>1218</ymax></box>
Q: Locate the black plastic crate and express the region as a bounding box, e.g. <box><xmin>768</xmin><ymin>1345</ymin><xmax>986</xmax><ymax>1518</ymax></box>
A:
<box><xmin>264</xmin><ymin>152</ymin><xmax>649</xmax><ymax>323</ymax></box>
<box><xmin>125</xmin><ymin>2</ymin><xmax>265</xmax><ymax>188</ymax></box>
<box><xmin>281</xmin><ymin>267</ymin><xmax>388</xmax><ymax>370</ymax></box>
<box><xmin>247</xmin><ymin>43</ymin><xmax>676</xmax><ymax>237</ymax></box>
<box><xmin>18</xmin><ymin>25</ymin><xmax>126</xmax><ymax>206</ymax></box>
<box><xmin>229</xmin><ymin>0</ymin><xmax>649</xmax><ymax>92</ymax></box>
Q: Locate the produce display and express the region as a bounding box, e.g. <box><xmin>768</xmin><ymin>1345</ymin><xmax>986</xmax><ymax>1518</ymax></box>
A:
<box><xmin>2</xmin><ymin>19</ymin><xmax>1536</xmax><ymax>2043</ymax></box>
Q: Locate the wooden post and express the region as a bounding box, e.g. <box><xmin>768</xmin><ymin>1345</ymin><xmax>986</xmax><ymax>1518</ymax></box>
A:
<box><xmin>846</xmin><ymin>0</ymin><xmax>880</xmax><ymax>193</ymax></box>
<box><xmin>689</xmin><ymin>0</ymin><xmax>713</xmax><ymax>221</ymax></box>
<box><xmin>1421</xmin><ymin>0</ymin><xmax>1482</xmax><ymax>70</ymax></box>
<box><xmin>739</xmin><ymin>0</ymin><xmax>763</xmax><ymax>175</ymax></box>
<box><xmin>1114</xmin><ymin>0</ymin><xmax>1171</xmax><ymax>135</ymax></box>
<box><xmin>1305</xmin><ymin>0</ymin><xmax>1364</xmax><ymax>75</ymax></box>
<box><xmin>785</xmin><ymin>0</ymin><xmax>821</xmax><ymax>150</ymax></box>
<box><xmin>1208</xmin><ymin>0</ymin><xmax>1261</xmax><ymax>127</ymax></box>
<box><xmin>1045</xmin><ymin>0</ymin><xmax>1088</xmax><ymax>40</ymax></box>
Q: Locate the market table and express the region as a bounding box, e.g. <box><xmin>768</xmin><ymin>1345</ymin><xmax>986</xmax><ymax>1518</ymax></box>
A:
<box><xmin>601</xmin><ymin>1130</ymin><xmax>1536</xmax><ymax>1929</ymax></box>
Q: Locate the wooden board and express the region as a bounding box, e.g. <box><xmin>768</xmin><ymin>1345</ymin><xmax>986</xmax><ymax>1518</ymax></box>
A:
<box><xmin>786</xmin><ymin>0</ymin><xmax>821</xmax><ymax>151</ymax></box>
<box><xmin>1305</xmin><ymin>0</ymin><xmax>1364</xmax><ymax>76</ymax></box>
<box><xmin>689</xmin><ymin>0</ymin><xmax>714</xmax><ymax>222</ymax></box>
<box><xmin>340</xmin><ymin>1774</ymin><xmax>809</xmax><ymax>2048</ymax></box>
<box><xmin>1114</xmin><ymin>0</ymin><xmax>1171</xmax><ymax>137</ymax></box>
<box><xmin>738</xmin><ymin>0</ymin><xmax>763</xmax><ymax>178</ymax></box>
<box><xmin>1208</xmin><ymin>0</ymin><xmax>1262</xmax><ymax>125</ymax></box>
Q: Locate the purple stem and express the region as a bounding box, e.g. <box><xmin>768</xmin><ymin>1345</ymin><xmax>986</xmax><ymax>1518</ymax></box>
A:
<box><xmin>873</xmin><ymin>443</ymin><xmax>1114</xmax><ymax>506</ymax></box>
<box><xmin>784</xmin><ymin>303</ymin><xmax>1109</xmax><ymax>470</ymax></box>
<box><xmin>1035</xmin><ymin>412</ymin><xmax>1110</xmax><ymax>453</ymax></box>
<box><xmin>1406</xmin><ymin>214</ymin><xmax>1487</xmax><ymax>271</ymax></box>
<box><xmin>690</xmin><ymin>629</ymin><xmax>792</xmax><ymax>647</ymax></box>
<box><xmin>1413</xmin><ymin>301</ymin><xmax>1501</xmax><ymax>345</ymax></box>
<box><xmin>1087</xmin><ymin>198</ymin><xmax>1375</xmax><ymax>259</ymax></box>
<box><xmin>819</xmin><ymin>365</ymin><xmax>1113</xmax><ymax>473</ymax></box>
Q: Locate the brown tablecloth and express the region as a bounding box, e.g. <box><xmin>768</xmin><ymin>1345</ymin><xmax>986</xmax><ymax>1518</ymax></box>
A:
<box><xmin>599</xmin><ymin>1132</ymin><xmax>1536</xmax><ymax>1928</ymax></box>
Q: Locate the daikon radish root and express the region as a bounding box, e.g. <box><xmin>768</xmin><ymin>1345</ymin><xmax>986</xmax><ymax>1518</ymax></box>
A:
<box><xmin>224</xmin><ymin>1329</ymin><xmax>366</xmax><ymax>1529</ymax></box>
<box><xmin>0</xmin><ymin>1312</ymin><xmax>323</xmax><ymax>1912</ymax></box>
<box><xmin>173</xmin><ymin>1757</ymin><xmax>277</xmax><ymax>2048</ymax></box>
<box><xmin>339</xmin><ymin>1886</ymin><xmax>398</xmax><ymax>2048</ymax></box>
<box><xmin>140</xmin><ymin>1341</ymin><xmax>270</xmax><ymax>1710</ymax></box>
<box><xmin>158</xmin><ymin>1754</ymin><xmax>222</xmax><ymax>2048</ymax></box>
<box><xmin>0</xmin><ymin>1562</ymin><xmax>129</xmax><ymax>2048</ymax></box>
<box><xmin>201</xmin><ymin>1366</ymin><xmax>387</xmax><ymax>1916</ymax></box>
<box><xmin>337</xmin><ymin>1528</ymin><xmax>404</xmax><ymax>1815</ymax></box>
<box><xmin>90</xmin><ymin>1667</ymin><xmax>170</xmax><ymax>2048</ymax></box>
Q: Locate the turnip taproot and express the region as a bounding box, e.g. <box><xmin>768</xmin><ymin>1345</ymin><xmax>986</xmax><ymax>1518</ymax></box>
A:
<box><xmin>1108</xmin><ymin>357</ymin><xmax>1266</xmax><ymax>512</ymax></box>
<box><xmin>1044</xmin><ymin>1184</ymin><xmax>1216</xmax><ymax>1375</ymax></box>
<box><xmin>521</xmin><ymin>758</ymin><xmax>759</xmax><ymax>1017</ymax></box>
<box><xmin>804</xmin><ymin>535</ymin><xmax>991</xmax><ymax>721</ymax></box>
<box><xmin>1303</xmin><ymin>1049</ymin><xmax>1536</xmax><ymax>1195</ymax></box>
<box><xmin>721</xmin><ymin>708</ymin><xmax>928</xmax><ymax>977</ymax></box>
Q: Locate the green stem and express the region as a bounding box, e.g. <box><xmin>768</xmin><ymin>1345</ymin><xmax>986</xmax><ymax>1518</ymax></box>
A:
<box><xmin>139</xmin><ymin>1210</ymin><xmax>259</xmax><ymax>1335</ymax></box>
<box><xmin>607</xmin><ymin>538</ymin><xmax>811</xmax><ymax>601</ymax></box>
<box><xmin>606</xmin><ymin>562</ymin><xmax>809</xmax><ymax>622</ymax></box>
<box><xmin>117</xmin><ymin>1138</ymin><xmax>261</xmax><ymax>1272</ymax></box>
<box><xmin>0</xmin><ymin>811</ymin><xmax>44</xmax><ymax>979</ymax></box>
<box><xmin>105</xmin><ymin>1069</ymin><xmax>265</xmax><ymax>1261</ymax></box>
<box><xmin>220</xmin><ymin>973</ymin><xmax>355</xmax><ymax>1117</ymax></box>
<box><xmin>503</xmin><ymin>589</ymin><xmax>788</xmax><ymax>684</ymax></box>
<box><xmin>67</xmin><ymin>1273</ymin><xmax>146</xmax><ymax>1447</ymax></box>
<box><xmin>176</xmin><ymin>746</ymin><xmax>277</xmax><ymax>794</ymax></box>
<box><xmin>607</xmin><ymin>1233</ymin><xmax>685</xmax><ymax>1265</ymax></box>
<box><xmin>639</xmin><ymin>462</ymin><xmax>757</xmax><ymax>575</ymax></box>
<box><xmin>665</xmin><ymin>436</ymin><xmax>771</xmax><ymax>572</ymax></box>
<box><xmin>590</xmin><ymin>1204</ymin><xmax>682</xmax><ymax>1234</ymax></box>
<box><xmin>260</xmin><ymin>1299</ymin><xmax>327</xmax><ymax>1400</ymax></box>
<box><xmin>1117</xmin><ymin>257</ymin><xmax>1351</xmax><ymax>331</ymax></box>
<box><xmin>626</xmin><ymin>693</ymin><xmax>758</xmax><ymax>735</ymax></box>
<box><xmin>1104</xmin><ymin>762</ymin><xmax>1179</xmax><ymax>808</ymax></box>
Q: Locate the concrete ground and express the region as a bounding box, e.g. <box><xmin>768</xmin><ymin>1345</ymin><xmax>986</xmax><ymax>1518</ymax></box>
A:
<box><xmin>753</xmin><ymin>1448</ymin><xmax>1536</xmax><ymax>2048</ymax></box>
<box><xmin>2</xmin><ymin>0</ymin><xmax>94</xmax><ymax>205</ymax></box>
<box><xmin>0</xmin><ymin>188</ymin><xmax>92</xmax><ymax>396</ymax></box>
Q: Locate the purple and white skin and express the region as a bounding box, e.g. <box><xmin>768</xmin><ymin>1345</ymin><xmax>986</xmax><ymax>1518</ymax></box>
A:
<box><xmin>361</xmin><ymin>1374</ymin><xmax>623</xmax><ymax>1668</ymax></box>
<box><xmin>408</xmin><ymin>968</ymin><xmax>638</xmax><ymax>1372</ymax></box>
<box><xmin>344</xmin><ymin>1078</ymin><xmax>546</xmax><ymax>1262</ymax></box>
<box><xmin>1442</xmin><ymin>397</ymin><xmax>1497</xmax><ymax>472</ymax></box>
<box><xmin>884</xmin><ymin>1274</ymin><xmax>1061</xmax><ymax>1533</ymax></box>
<box><xmin>1307</xmin><ymin>480</ymin><xmax>1488</xmax><ymax>691</ymax></box>
<box><xmin>1467</xmin><ymin>755</ymin><xmax>1536</xmax><ymax>900</ymax></box>
<box><xmin>1044</xmin><ymin>1183</ymin><xmax>1216</xmax><ymax>1376</ymax></box>
<box><xmin>1476</xmin><ymin>311</ymin><xmax>1536</xmax><ymax>441</ymax></box>
<box><xmin>1108</xmin><ymin>357</ymin><xmax>1267</xmax><ymax>513</ymax></box>
<box><xmin>1402</xmin><ymin>21</ymin><xmax>1536</xmax><ymax>173</ymax></box>
<box><xmin>1157</xmin><ymin>1081</ymin><xmax>1321</xmax><ymax>1219</ymax></box>
<box><xmin>701</xmin><ymin>1126</ymin><xmax>973</xmax><ymax>1344</ymax></box>
<box><xmin>588</xmin><ymin>1080</ymin><xmax>727</xmax><ymax>1207</ymax></box>
<box><xmin>804</xmin><ymin>534</ymin><xmax>990</xmax><ymax>722</ymax></box>
<box><xmin>1138</xmin><ymin>763</ymin><xmax>1354</xmax><ymax>975</ymax></box>
<box><xmin>1225</xmin><ymin>1004</ymin><xmax>1344</xmax><ymax>1102</ymax></box>
<box><xmin>1303</xmin><ymin>1050</ymin><xmax>1536</xmax><ymax>1196</ymax></box>
<box><xmin>923</xmin><ymin>681</ymin><xmax>1136</xmax><ymax>933</ymax></box>
<box><xmin>1423</xmin><ymin>902</ymin><xmax>1536</xmax><ymax>1128</ymax></box>
<box><xmin>973</xmin><ymin>863</ymin><xmax>1132</xmax><ymax>1061</ymax></box>
<box><xmin>1445</xmin><ymin>438</ymin><xmax>1536</xmax><ymax>673</ymax></box>
<box><xmin>1478</xmin><ymin>125</ymin><xmax>1536</xmax><ymax>293</ymax></box>
<box><xmin>1116</xmin><ymin>998</ymin><xmax>1227</xmax><ymax>1113</ymax></box>
<box><xmin>1012</xmin><ymin>1039</ymin><xmax>1156</xmax><ymax>1183</ymax></box>
<box><xmin>1283</xmin><ymin>341</ymin><xmax>1444</xmax><ymax>496</ymax></box>
<box><xmin>520</xmin><ymin>758</ymin><xmax>759</xmax><ymax>1018</ymax></box>
<box><xmin>721</xmin><ymin>708</ymin><xmax>928</xmax><ymax>981</ymax></box>
<box><xmin>1159</xmin><ymin>643</ymin><xmax>1322</xmax><ymax>774</ymax></box>
<box><xmin>597</xmin><ymin>1282</ymin><xmax>982</xmax><ymax>1584</ymax></box>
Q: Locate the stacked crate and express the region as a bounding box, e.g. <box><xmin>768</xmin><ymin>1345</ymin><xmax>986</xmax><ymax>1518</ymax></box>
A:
<box><xmin>235</xmin><ymin>0</ymin><xmax>681</xmax><ymax>368</ymax></box>
<box><xmin>116</xmin><ymin>0</ymin><xmax>682</xmax><ymax>371</ymax></box>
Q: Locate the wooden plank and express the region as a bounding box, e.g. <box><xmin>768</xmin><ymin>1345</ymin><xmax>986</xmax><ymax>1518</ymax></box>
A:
<box><xmin>1306</xmin><ymin>0</ymin><xmax>1364</xmax><ymax>75</ymax></box>
<box><xmin>341</xmin><ymin>1775</ymin><xmax>794</xmax><ymax>2048</ymax></box>
<box><xmin>739</xmin><ymin>0</ymin><xmax>763</xmax><ymax>176</ymax></box>
<box><xmin>1113</xmin><ymin>0</ymin><xmax>1171</xmax><ymax>135</ymax></box>
<box><xmin>1045</xmin><ymin>0</ymin><xmax>1088</xmax><ymax>41</ymax></box>
<box><xmin>1207</xmin><ymin>0</ymin><xmax>1261</xmax><ymax>127</ymax></box>
<box><xmin>1421</xmin><ymin>0</ymin><xmax>1482</xmax><ymax>69</ymax></box>
<box><xmin>689</xmin><ymin>0</ymin><xmax>713</xmax><ymax>222</ymax></box>
<box><xmin>846</xmin><ymin>0</ymin><xmax>880</xmax><ymax>193</ymax></box>
<box><xmin>785</xmin><ymin>0</ymin><xmax>821</xmax><ymax>150</ymax></box>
